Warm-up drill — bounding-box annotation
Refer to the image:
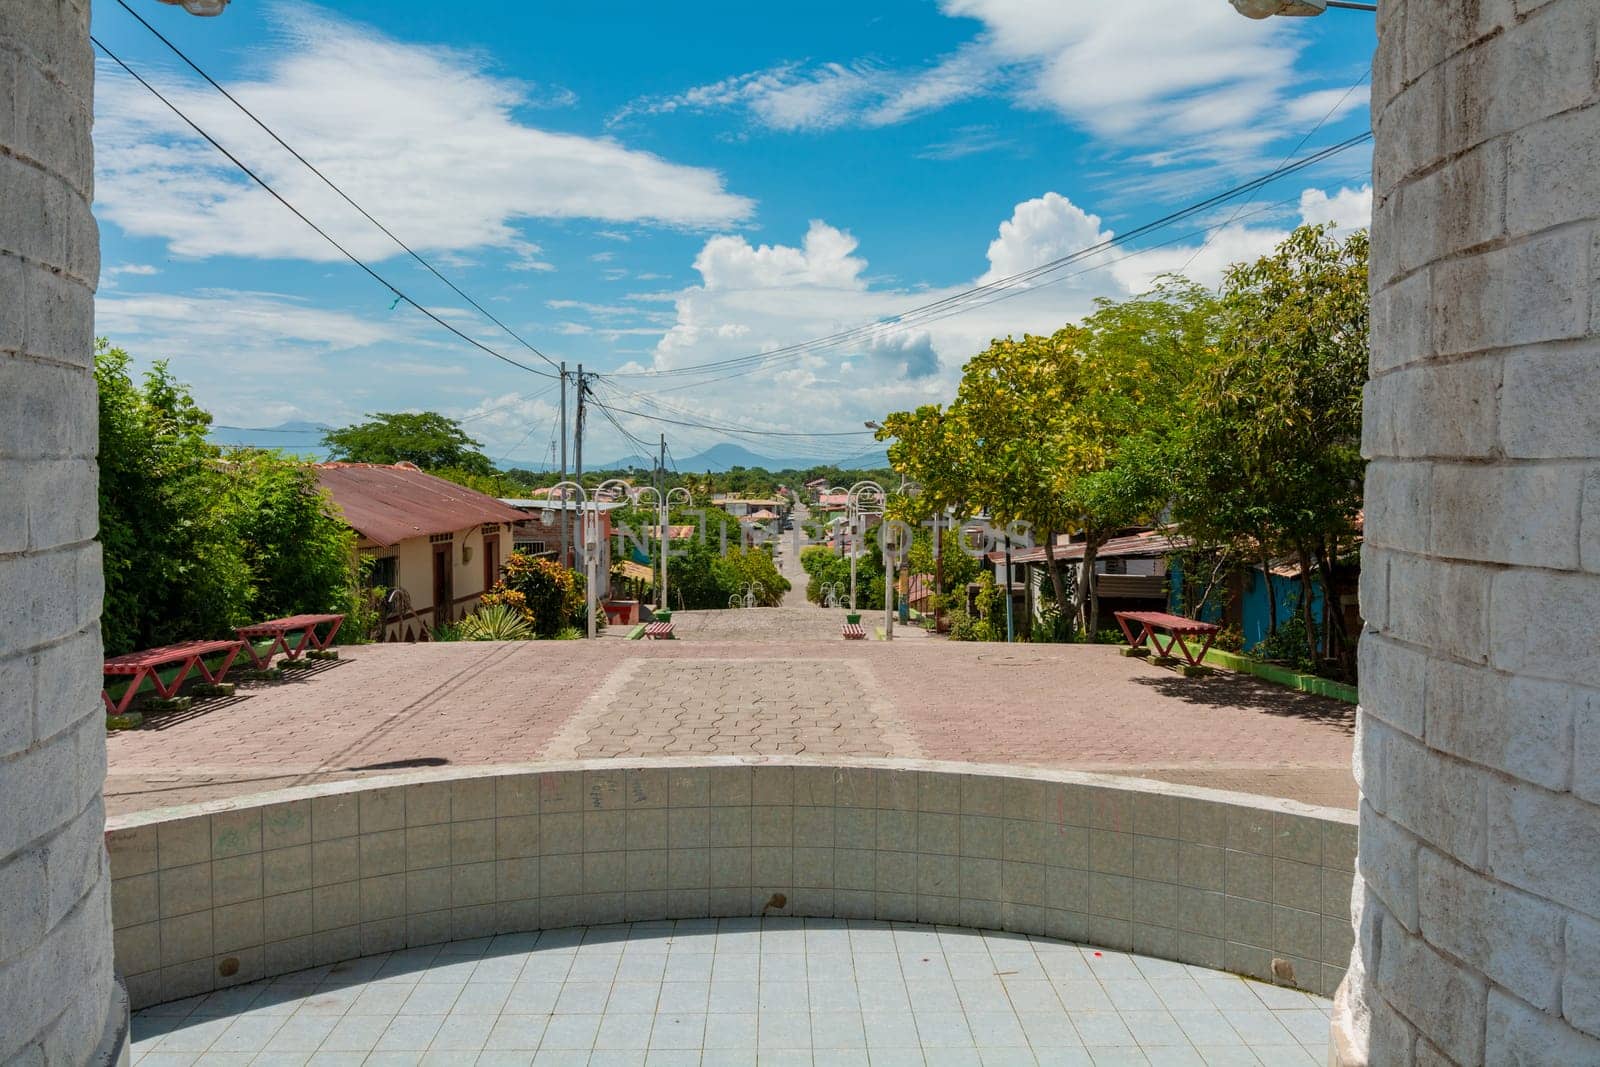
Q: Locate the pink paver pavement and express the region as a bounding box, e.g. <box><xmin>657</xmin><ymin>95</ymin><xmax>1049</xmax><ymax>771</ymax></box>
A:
<box><xmin>105</xmin><ymin>622</ymin><xmax>1355</xmax><ymax>815</ymax></box>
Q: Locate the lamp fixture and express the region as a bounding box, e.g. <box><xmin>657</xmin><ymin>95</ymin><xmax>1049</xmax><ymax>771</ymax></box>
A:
<box><xmin>158</xmin><ymin>0</ymin><xmax>230</xmax><ymax>14</ymax></box>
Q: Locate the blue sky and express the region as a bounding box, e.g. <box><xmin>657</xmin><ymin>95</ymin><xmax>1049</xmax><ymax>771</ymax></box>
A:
<box><xmin>91</xmin><ymin>0</ymin><xmax>1375</xmax><ymax>466</ymax></box>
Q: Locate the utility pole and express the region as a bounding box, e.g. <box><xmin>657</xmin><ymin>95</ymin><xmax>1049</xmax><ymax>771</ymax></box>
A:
<box><xmin>573</xmin><ymin>365</ymin><xmax>594</xmax><ymax>638</ymax></box>
<box><xmin>658</xmin><ymin>433</ymin><xmax>667</xmax><ymax>610</ymax></box>
<box><xmin>558</xmin><ymin>362</ymin><xmax>568</xmax><ymax>568</ymax></box>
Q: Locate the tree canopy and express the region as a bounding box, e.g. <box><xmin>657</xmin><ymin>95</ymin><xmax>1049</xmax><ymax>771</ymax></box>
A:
<box><xmin>323</xmin><ymin>411</ymin><xmax>493</xmax><ymax>474</ymax></box>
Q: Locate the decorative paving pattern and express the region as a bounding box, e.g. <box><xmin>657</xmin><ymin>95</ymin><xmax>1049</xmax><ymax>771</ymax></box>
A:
<box><xmin>105</xmin><ymin>640</ymin><xmax>1354</xmax><ymax>815</ymax></box>
<box><xmin>128</xmin><ymin>919</ymin><xmax>1332</xmax><ymax>1065</ymax></box>
<box><xmin>542</xmin><ymin>660</ymin><xmax>921</xmax><ymax>761</ymax></box>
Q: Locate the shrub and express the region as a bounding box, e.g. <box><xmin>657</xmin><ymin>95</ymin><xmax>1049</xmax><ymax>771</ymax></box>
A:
<box><xmin>499</xmin><ymin>552</ymin><xmax>584</xmax><ymax>636</ymax></box>
<box><xmin>947</xmin><ymin>608</ymin><xmax>998</xmax><ymax>642</ymax></box>
<box><xmin>457</xmin><ymin>603</ymin><xmax>535</xmax><ymax>641</ymax></box>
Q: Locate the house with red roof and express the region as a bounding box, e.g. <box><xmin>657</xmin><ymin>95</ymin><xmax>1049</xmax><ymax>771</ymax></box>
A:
<box><xmin>315</xmin><ymin>462</ymin><xmax>527</xmax><ymax>641</ymax></box>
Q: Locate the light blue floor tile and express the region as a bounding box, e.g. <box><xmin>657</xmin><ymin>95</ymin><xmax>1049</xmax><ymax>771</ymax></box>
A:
<box><xmin>485</xmin><ymin>1013</ymin><xmax>549</xmax><ymax>1050</ymax></box>
<box><xmin>648</xmin><ymin>1012</ymin><xmax>706</xmax><ymax>1050</ymax></box>
<box><xmin>703</xmin><ymin>1011</ymin><xmax>757</xmax><ymax>1048</ymax></box>
<box><xmin>1068</xmin><ymin>1011</ymin><xmax>1136</xmax><ymax>1047</ymax></box>
<box><xmin>810</xmin><ymin>1010</ymin><xmax>867</xmax><ymax>1049</ymax></box>
<box><xmin>757</xmin><ymin>1012</ymin><xmax>813</xmax><ymax>1049</ymax></box>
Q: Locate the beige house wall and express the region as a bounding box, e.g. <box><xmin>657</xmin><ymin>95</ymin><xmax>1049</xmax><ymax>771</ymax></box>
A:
<box><xmin>368</xmin><ymin>523</ymin><xmax>509</xmax><ymax>640</ymax></box>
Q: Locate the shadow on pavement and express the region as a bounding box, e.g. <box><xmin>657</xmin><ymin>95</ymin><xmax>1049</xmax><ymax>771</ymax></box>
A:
<box><xmin>1129</xmin><ymin>670</ymin><xmax>1356</xmax><ymax>734</ymax></box>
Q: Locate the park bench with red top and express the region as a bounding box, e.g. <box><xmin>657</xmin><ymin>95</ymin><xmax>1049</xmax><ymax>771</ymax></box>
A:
<box><xmin>102</xmin><ymin>639</ymin><xmax>245</xmax><ymax>716</ymax></box>
<box><xmin>235</xmin><ymin>613</ymin><xmax>345</xmax><ymax>668</ymax></box>
<box><xmin>1114</xmin><ymin>610</ymin><xmax>1221</xmax><ymax>667</ymax></box>
<box><xmin>644</xmin><ymin>621</ymin><xmax>675</xmax><ymax>640</ymax></box>
<box><xmin>842</xmin><ymin>623</ymin><xmax>867</xmax><ymax>640</ymax></box>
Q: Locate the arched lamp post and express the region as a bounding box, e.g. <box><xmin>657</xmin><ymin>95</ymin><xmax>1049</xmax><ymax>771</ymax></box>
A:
<box><xmin>846</xmin><ymin>481</ymin><xmax>886</xmax><ymax>612</ymax></box>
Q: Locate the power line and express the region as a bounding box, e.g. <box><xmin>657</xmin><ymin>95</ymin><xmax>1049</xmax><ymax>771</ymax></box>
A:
<box><xmin>92</xmin><ymin>37</ymin><xmax>558</xmax><ymax>382</ymax></box>
<box><xmin>110</xmin><ymin>0</ymin><xmax>563</xmax><ymax>376</ymax></box>
<box><xmin>604</xmin><ymin>130</ymin><xmax>1372</xmax><ymax>383</ymax></box>
<box><xmin>1179</xmin><ymin>65</ymin><xmax>1371</xmax><ymax>275</ymax></box>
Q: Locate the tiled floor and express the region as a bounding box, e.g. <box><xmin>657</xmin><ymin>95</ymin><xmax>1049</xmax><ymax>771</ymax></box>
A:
<box><xmin>128</xmin><ymin>918</ymin><xmax>1332</xmax><ymax>1066</ymax></box>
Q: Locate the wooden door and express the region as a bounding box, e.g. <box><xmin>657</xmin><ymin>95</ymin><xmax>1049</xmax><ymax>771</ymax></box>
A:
<box><xmin>432</xmin><ymin>542</ymin><xmax>453</xmax><ymax>633</ymax></box>
<box><xmin>482</xmin><ymin>534</ymin><xmax>500</xmax><ymax>594</ymax></box>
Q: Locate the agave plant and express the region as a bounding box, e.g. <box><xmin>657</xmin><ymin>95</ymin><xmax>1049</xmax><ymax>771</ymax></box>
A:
<box><xmin>457</xmin><ymin>603</ymin><xmax>535</xmax><ymax>642</ymax></box>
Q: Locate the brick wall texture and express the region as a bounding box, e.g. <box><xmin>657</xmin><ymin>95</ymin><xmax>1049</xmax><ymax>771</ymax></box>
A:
<box><xmin>1344</xmin><ymin>0</ymin><xmax>1600</xmax><ymax>1063</ymax></box>
<box><xmin>0</xmin><ymin>0</ymin><xmax>119</xmax><ymax>1062</ymax></box>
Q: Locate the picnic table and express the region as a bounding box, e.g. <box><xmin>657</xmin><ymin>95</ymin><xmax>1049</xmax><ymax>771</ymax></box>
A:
<box><xmin>235</xmin><ymin>613</ymin><xmax>345</xmax><ymax>669</ymax></box>
<box><xmin>102</xmin><ymin>639</ymin><xmax>245</xmax><ymax>716</ymax></box>
<box><xmin>1114</xmin><ymin>611</ymin><xmax>1220</xmax><ymax>667</ymax></box>
<box><xmin>842</xmin><ymin>623</ymin><xmax>867</xmax><ymax>640</ymax></box>
<box><xmin>644</xmin><ymin>621</ymin><xmax>675</xmax><ymax>640</ymax></box>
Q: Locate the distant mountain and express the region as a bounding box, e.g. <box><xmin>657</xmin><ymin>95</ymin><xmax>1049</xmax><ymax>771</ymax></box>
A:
<box><xmin>678</xmin><ymin>443</ymin><xmax>783</xmax><ymax>471</ymax></box>
<box><xmin>582</xmin><ymin>441</ymin><xmax>892</xmax><ymax>473</ymax></box>
<box><xmin>209</xmin><ymin>420</ymin><xmax>330</xmax><ymax>458</ymax></box>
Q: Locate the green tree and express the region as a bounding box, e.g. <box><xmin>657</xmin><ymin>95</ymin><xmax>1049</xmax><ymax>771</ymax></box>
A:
<box><xmin>1173</xmin><ymin>224</ymin><xmax>1369</xmax><ymax>667</ymax></box>
<box><xmin>323</xmin><ymin>412</ymin><xmax>492</xmax><ymax>475</ymax></box>
<box><xmin>96</xmin><ymin>341</ymin><xmax>359</xmax><ymax>655</ymax></box>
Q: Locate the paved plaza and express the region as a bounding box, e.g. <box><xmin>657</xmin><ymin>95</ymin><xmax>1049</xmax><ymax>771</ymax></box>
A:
<box><xmin>105</xmin><ymin>615</ymin><xmax>1355</xmax><ymax>815</ymax></box>
<box><xmin>128</xmin><ymin>918</ymin><xmax>1332</xmax><ymax>1066</ymax></box>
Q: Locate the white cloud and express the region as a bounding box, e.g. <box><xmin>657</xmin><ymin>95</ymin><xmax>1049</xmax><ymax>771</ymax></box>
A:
<box><xmin>979</xmin><ymin>193</ymin><xmax>1113</xmax><ymax>284</ymax></box>
<box><xmin>95</xmin><ymin>289</ymin><xmax>404</xmax><ymax>352</ymax></box>
<box><xmin>599</xmin><ymin>181</ymin><xmax>1364</xmax><ymax>457</ymax></box>
<box><xmin>107</xmin><ymin>263</ymin><xmax>161</xmax><ymax>276</ymax></box>
<box><xmin>610</xmin><ymin>44</ymin><xmax>995</xmax><ymax>133</ymax></box>
<box><xmin>614</xmin><ymin>3</ymin><xmax>1357</xmax><ymax>179</ymax></box>
<box><xmin>94</xmin><ymin>3</ymin><xmax>753</xmax><ymax>264</ymax></box>
<box><xmin>693</xmin><ymin>220</ymin><xmax>869</xmax><ymax>291</ymax></box>
<box><xmin>1299</xmin><ymin>184</ymin><xmax>1373</xmax><ymax>235</ymax></box>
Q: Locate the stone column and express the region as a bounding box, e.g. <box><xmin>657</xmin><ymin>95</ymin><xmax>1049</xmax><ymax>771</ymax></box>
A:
<box><xmin>0</xmin><ymin>0</ymin><xmax>126</xmax><ymax>1063</ymax></box>
<box><xmin>1337</xmin><ymin>0</ymin><xmax>1600</xmax><ymax>1063</ymax></box>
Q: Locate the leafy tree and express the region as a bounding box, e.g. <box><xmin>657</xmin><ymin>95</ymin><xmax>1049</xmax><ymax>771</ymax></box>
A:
<box><xmin>96</xmin><ymin>341</ymin><xmax>359</xmax><ymax>656</ymax></box>
<box><xmin>1172</xmin><ymin>224</ymin><xmax>1368</xmax><ymax>668</ymax></box>
<box><xmin>713</xmin><ymin>547</ymin><xmax>789</xmax><ymax>605</ymax></box>
<box><xmin>879</xmin><ymin>280</ymin><xmax>1217</xmax><ymax>637</ymax></box>
<box><xmin>323</xmin><ymin>412</ymin><xmax>492</xmax><ymax>475</ymax></box>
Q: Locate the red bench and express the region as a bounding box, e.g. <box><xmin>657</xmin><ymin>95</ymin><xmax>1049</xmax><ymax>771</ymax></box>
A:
<box><xmin>644</xmin><ymin>621</ymin><xmax>675</xmax><ymax>640</ymax></box>
<box><xmin>102</xmin><ymin>639</ymin><xmax>245</xmax><ymax>716</ymax></box>
<box><xmin>842</xmin><ymin>623</ymin><xmax>867</xmax><ymax>640</ymax></box>
<box><xmin>1114</xmin><ymin>610</ymin><xmax>1221</xmax><ymax>667</ymax></box>
<box><xmin>236</xmin><ymin>613</ymin><xmax>345</xmax><ymax>668</ymax></box>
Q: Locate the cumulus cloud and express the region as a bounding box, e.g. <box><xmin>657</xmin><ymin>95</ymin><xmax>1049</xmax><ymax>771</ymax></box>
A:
<box><xmin>979</xmin><ymin>193</ymin><xmax>1113</xmax><ymax>284</ymax></box>
<box><xmin>94</xmin><ymin>3</ymin><xmax>753</xmax><ymax>265</ymax></box>
<box><xmin>591</xmin><ymin>181</ymin><xmax>1366</xmax><ymax>457</ymax></box>
<box><xmin>1299</xmin><ymin>184</ymin><xmax>1373</xmax><ymax>236</ymax></box>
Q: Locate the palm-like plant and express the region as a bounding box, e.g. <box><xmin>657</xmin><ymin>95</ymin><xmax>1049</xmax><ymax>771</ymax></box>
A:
<box><xmin>457</xmin><ymin>603</ymin><xmax>536</xmax><ymax>641</ymax></box>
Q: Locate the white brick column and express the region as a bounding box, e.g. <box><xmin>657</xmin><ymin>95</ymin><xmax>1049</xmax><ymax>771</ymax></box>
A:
<box><xmin>0</xmin><ymin>0</ymin><xmax>126</xmax><ymax>1063</ymax></box>
<box><xmin>1337</xmin><ymin>0</ymin><xmax>1600</xmax><ymax>1063</ymax></box>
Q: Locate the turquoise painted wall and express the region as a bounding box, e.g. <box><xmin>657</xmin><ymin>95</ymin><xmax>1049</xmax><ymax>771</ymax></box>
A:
<box><xmin>1168</xmin><ymin>559</ymin><xmax>1326</xmax><ymax>652</ymax></box>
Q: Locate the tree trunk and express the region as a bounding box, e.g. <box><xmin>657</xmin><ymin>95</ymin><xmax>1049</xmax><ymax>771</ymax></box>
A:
<box><xmin>1297</xmin><ymin>542</ymin><xmax>1317</xmax><ymax>663</ymax></box>
<box><xmin>1043</xmin><ymin>530</ymin><xmax>1072</xmax><ymax>633</ymax></box>
<box><xmin>1258</xmin><ymin>541</ymin><xmax>1278</xmax><ymax>641</ymax></box>
<box><xmin>1315</xmin><ymin>538</ymin><xmax>1350</xmax><ymax>669</ymax></box>
<box><xmin>1082</xmin><ymin>540</ymin><xmax>1102</xmax><ymax>638</ymax></box>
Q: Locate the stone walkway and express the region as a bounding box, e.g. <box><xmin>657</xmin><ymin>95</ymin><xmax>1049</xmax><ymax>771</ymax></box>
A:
<box><xmin>105</xmin><ymin>637</ymin><xmax>1356</xmax><ymax>815</ymax></box>
<box><xmin>128</xmin><ymin>919</ymin><xmax>1332</xmax><ymax>1065</ymax></box>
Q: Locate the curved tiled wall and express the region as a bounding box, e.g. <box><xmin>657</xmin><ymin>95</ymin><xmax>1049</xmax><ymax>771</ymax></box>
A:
<box><xmin>105</xmin><ymin>759</ymin><xmax>1355</xmax><ymax>1009</ymax></box>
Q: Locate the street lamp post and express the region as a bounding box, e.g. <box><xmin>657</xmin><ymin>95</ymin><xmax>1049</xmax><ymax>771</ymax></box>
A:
<box><xmin>846</xmin><ymin>481</ymin><xmax>885</xmax><ymax>612</ymax></box>
<box><xmin>634</xmin><ymin>485</ymin><xmax>692</xmax><ymax>613</ymax></box>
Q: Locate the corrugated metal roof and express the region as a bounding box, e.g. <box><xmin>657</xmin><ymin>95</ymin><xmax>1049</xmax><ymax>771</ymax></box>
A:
<box><xmin>315</xmin><ymin>463</ymin><xmax>527</xmax><ymax>547</ymax></box>
<box><xmin>991</xmin><ymin>530</ymin><xmax>1193</xmax><ymax>565</ymax></box>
